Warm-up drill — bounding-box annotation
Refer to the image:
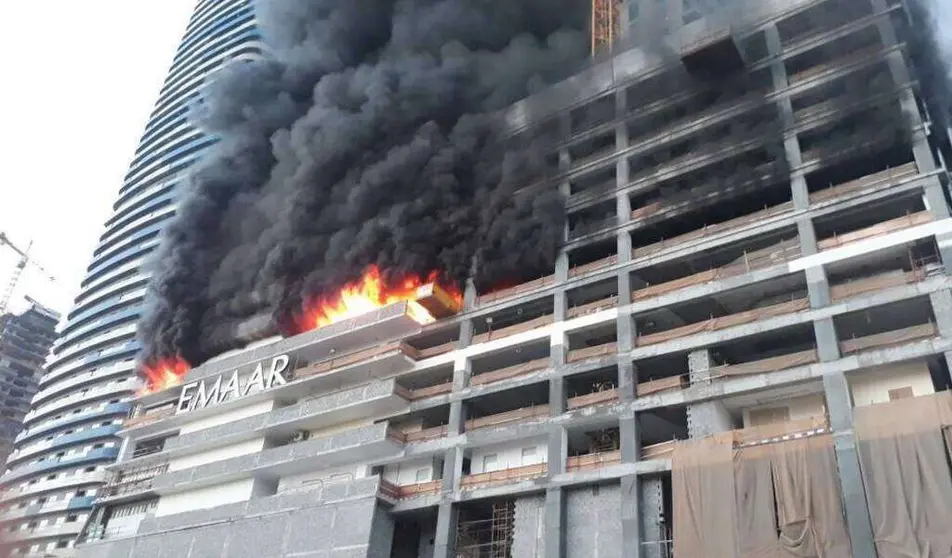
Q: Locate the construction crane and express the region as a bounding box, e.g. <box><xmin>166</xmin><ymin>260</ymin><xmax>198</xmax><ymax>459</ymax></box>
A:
<box><xmin>0</xmin><ymin>232</ymin><xmax>57</xmax><ymax>316</ymax></box>
<box><xmin>591</xmin><ymin>0</ymin><xmax>621</xmax><ymax>57</ymax></box>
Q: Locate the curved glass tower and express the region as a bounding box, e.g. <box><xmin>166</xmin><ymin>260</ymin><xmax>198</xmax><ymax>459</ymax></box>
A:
<box><xmin>0</xmin><ymin>1</ymin><xmax>259</xmax><ymax>555</ymax></box>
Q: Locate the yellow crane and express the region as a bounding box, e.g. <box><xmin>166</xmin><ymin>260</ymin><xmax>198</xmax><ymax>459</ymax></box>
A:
<box><xmin>0</xmin><ymin>232</ymin><xmax>57</xmax><ymax>316</ymax></box>
<box><xmin>591</xmin><ymin>0</ymin><xmax>621</xmax><ymax>57</ymax></box>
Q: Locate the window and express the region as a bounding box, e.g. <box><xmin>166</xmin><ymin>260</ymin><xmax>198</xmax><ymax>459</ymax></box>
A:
<box><xmin>56</xmin><ymin>541</ymin><xmax>69</xmax><ymax>549</ymax></box>
<box><xmin>92</xmin><ymin>443</ymin><xmax>104</xmax><ymax>449</ymax></box>
<box><xmin>65</xmin><ymin>515</ymin><xmax>78</xmax><ymax>523</ymax></box>
<box><xmin>414</xmin><ymin>468</ymin><xmax>429</xmax><ymax>483</ymax></box>
<box><xmin>84</xmin><ymin>467</ymin><xmax>95</xmax><ymax>473</ymax></box>
<box><xmin>482</xmin><ymin>454</ymin><xmax>498</xmax><ymax>472</ymax></box>
<box><xmin>36</xmin><ymin>498</ymin><xmax>46</xmax><ymax>505</ymax></box>
<box><xmin>521</xmin><ymin>447</ymin><xmax>537</xmax><ymax>465</ymax></box>
<box><xmin>45</xmin><ymin>475</ymin><xmax>57</xmax><ymax>481</ymax></box>
<box><xmin>888</xmin><ymin>386</ymin><xmax>914</xmax><ymax>401</ymax></box>
<box><xmin>75</xmin><ymin>490</ymin><xmax>86</xmax><ymax>497</ymax></box>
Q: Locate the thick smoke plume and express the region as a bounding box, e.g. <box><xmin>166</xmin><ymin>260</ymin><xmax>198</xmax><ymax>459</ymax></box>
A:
<box><xmin>139</xmin><ymin>0</ymin><xmax>588</xmax><ymax>365</ymax></box>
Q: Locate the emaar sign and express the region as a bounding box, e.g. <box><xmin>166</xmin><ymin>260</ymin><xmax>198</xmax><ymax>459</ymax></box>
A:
<box><xmin>176</xmin><ymin>355</ymin><xmax>291</xmax><ymax>414</ymax></box>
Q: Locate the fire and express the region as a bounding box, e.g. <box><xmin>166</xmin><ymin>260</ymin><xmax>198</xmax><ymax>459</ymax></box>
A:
<box><xmin>138</xmin><ymin>357</ymin><xmax>191</xmax><ymax>396</ymax></box>
<box><xmin>301</xmin><ymin>265</ymin><xmax>461</xmax><ymax>331</ymax></box>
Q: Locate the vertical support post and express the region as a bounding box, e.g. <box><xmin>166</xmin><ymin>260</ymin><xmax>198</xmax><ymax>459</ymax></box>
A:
<box><xmin>433</xmin><ymin>501</ymin><xmax>459</xmax><ymax>558</ymax></box>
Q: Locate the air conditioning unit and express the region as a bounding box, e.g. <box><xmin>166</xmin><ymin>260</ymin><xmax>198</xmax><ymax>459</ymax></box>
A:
<box><xmin>290</xmin><ymin>430</ymin><xmax>310</xmax><ymax>443</ymax></box>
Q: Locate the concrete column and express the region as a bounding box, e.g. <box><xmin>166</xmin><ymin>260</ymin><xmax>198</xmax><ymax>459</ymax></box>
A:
<box><xmin>813</xmin><ymin>317</ymin><xmax>877</xmax><ymax>558</ymax></box>
<box><xmin>867</xmin><ymin>0</ymin><xmax>952</xmax><ymax>270</ymax></box>
<box><xmin>432</xmin><ymin>501</ymin><xmax>459</xmax><ymax>558</ymax></box>
<box><xmin>928</xmin><ymin>289</ymin><xmax>952</xmax><ymax>373</ymax></box>
<box><xmin>869</xmin><ymin>0</ymin><xmax>939</xmax><ymax>174</ymax></box>
<box><xmin>640</xmin><ymin>477</ymin><xmax>666</xmax><ymax>558</ymax></box>
<box><xmin>621</xmin><ymin>474</ymin><xmax>642</xmax><ymax>558</ymax></box>
<box><xmin>686</xmin><ymin>349</ymin><xmax>733</xmax><ymax>437</ymax></box>
<box><xmin>544</xmin><ymin>487</ymin><xmax>566</xmax><ymax>558</ymax></box>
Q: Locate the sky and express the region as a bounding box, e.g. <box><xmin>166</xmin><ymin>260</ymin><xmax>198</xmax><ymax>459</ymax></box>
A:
<box><xmin>0</xmin><ymin>1</ymin><xmax>196</xmax><ymax>319</ymax></box>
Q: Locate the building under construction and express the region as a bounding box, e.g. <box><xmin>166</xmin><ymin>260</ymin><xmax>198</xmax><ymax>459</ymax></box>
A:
<box><xmin>67</xmin><ymin>0</ymin><xmax>952</xmax><ymax>556</ymax></box>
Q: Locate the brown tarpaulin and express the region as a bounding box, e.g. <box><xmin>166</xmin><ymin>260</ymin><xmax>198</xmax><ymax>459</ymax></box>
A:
<box><xmin>673</xmin><ymin>433</ymin><xmax>738</xmax><ymax>557</ymax></box>
<box><xmin>735</xmin><ymin>445</ymin><xmax>783</xmax><ymax>558</ymax></box>
<box><xmin>769</xmin><ymin>436</ymin><xmax>851</xmax><ymax>557</ymax></box>
<box><xmin>674</xmin><ymin>432</ymin><xmax>851</xmax><ymax>557</ymax></box>
<box><xmin>854</xmin><ymin>392</ymin><xmax>952</xmax><ymax>558</ymax></box>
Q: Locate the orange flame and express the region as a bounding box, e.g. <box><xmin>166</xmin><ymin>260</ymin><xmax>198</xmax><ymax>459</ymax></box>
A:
<box><xmin>300</xmin><ymin>265</ymin><xmax>461</xmax><ymax>332</ymax></box>
<box><xmin>138</xmin><ymin>357</ymin><xmax>191</xmax><ymax>396</ymax></box>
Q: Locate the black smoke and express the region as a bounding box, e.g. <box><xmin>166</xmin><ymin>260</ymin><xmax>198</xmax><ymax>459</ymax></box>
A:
<box><xmin>138</xmin><ymin>0</ymin><xmax>588</xmax><ymax>366</ymax></box>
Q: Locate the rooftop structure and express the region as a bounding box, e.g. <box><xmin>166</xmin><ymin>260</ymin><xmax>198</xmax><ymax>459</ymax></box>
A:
<box><xmin>67</xmin><ymin>0</ymin><xmax>952</xmax><ymax>557</ymax></box>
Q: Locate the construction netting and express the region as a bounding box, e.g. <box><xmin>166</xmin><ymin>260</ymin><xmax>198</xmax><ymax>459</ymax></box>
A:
<box><xmin>638</xmin><ymin>298</ymin><xmax>809</xmax><ymax>346</ymax></box>
<box><xmin>673</xmin><ymin>429</ymin><xmax>851</xmax><ymax>557</ymax></box>
<box><xmin>853</xmin><ymin>391</ymin><xmax>952</xmax><ymax>558</ymax></box>
<box><xmin>817</xmin><ymin>212</ymin><xmax>932</xmax><ymax>251</ymax></box>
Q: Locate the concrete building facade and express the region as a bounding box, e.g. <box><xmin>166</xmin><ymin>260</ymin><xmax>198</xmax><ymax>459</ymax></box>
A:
<box><xmin>0</xmin><ymin>1</ymin><xmax>260</xmax><ymax>555</ymax></box>
<box><xmin>0</xmin><ymin>302</ymin><xmax>59</xmax><ymax>466</ymax></box>
<box><xmin>74</xmin><ymin>0</ymin><xmax>952</xmax><ymax>557</ymax></box>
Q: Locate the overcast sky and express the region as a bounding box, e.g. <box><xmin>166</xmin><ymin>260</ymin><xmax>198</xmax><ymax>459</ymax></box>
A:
<box><xmin>0</xmin><ymin>1</ymin><xmax>195</xmax><ymax>317</ymax></box>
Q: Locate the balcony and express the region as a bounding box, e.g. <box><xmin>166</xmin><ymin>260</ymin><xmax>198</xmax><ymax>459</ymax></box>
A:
<box><xmin>96</xmin><ymin>463</ymin><xmax>169</xmax><ymax>502</ymax></box>
<box><xmin>6</xmin><ymin>521</ymin><xmax>82</xmax><ymax>542</ymax></box>
<box><xmin>1</xmin><ymin>447</ymin><xmax>119</xmax><ymax>485</ymax></box>
<box><xmin>465</xmin><ymin>405</ymin><xmax>550</xmax><ymax>432</ymax></box>
<box><xmin>460</xmin><ymin>463</ymin><xmax>548</xmax><ymax>490</ymax></box>
<box><xmin>8</xmin><ymin>425</ymin><xmax>122</xmax><ymax>467</ymax></box>
<box><xmin>150</xmin><ymin>422</ymin><xmax>402</xmax><ymax>495</ymax></box>
<box><xmin>378</xmin><ymin>479</ymin><xmax>442</xmax><ymax>500</ymax></box>
<box><xmin>565</xmin><ymin>449</ymin><xmax>621</xmax><ymax>472</ymax></box>
<box><xmin>0</xmin><ymin>470</ymin><xmax>107</xmax><ymax>505</ymax></box>
<box><xmin>567</xmin><ymin>388</ymin><xmax>619</xmax><ymax>410</ymax></box>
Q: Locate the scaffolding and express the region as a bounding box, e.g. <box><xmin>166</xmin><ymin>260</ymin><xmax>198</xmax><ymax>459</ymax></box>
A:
<box><xmin>456</xmin><ymin>501</ymin><xmax>515</xmax><ymax>558</ymax></box>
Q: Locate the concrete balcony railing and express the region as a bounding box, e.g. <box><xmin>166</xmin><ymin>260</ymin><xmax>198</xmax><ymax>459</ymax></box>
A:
<box><xmin>470</xmin><ymin>358</ymin><xmax>550</xmax><ymax>387</ymax></box>
<box><xmin>151</xmin><ymin>422</ymin><xmax>402</xmax><ymax>495</ymax></box>
<box><xmin>732</xmin><ymin>416</ymin><xmax>831</xmax><ymax>448</ymax></box>
<box><xmin>787</xmin><ymin>44</ymin><xmax>884</xmax><ymax>86</ymax></box>
<box><xmin>632</xmin><ymin>238</ymin><xmax>801</xmax><ymax>303</ymax></box>
<box><xmin>5</xmin><ymin>521</ymin><xmax>83</xmax><ymax>543</ymax></box>
<box><xmin>0</xmin><ymin>471</ymin><xmax>107</xmax><ymax>505</ymax></box>
<box><xmin>637</xmin><ymin>297</ymin><xmax>811</xmax><ymax>347</ymax></box>
<box><xmin>566</xmin><ymin>449</ymin><xmax>621</xmax><ymax>472</ymax></box>
<box><xmin>388</xmin><ymin>425</ymin><xmax>449</xmax><ymax>444</ymax></box>
<box><xmin>818</xmin><ymin>211</ymin><xmax>932</xmax><ymax>252</ymax></box>
<box><xmin>460</xmin><ymin>463</ymin><xmax>547</xmax><ymax>490</ymax></box>
<box><xmin>8</xmin><ymin>425</ymin><xmax>121</xmax><ymax>466</ymax></box>
<box><xmin>26</xmin><ymin>378</ymin><xmax>135</xmax><ymax>423</ymax></box>
<box><xmin>0</xmin><ymin>495</ymin><xmax>94</xmax><ymax>522</ymax></box>
<box><xmin>293</xmin><ymin>341</ymin><xmax>420</xmax><ymax>380</ymax></box>
<box><xmin>809</xmin><ymin>163</ymin><xmax>918</xmax><ymax>206</ymax></box>
<box><xmin>707</xmin><ymin>349</ymin><xmax>819</xmax><ymax>381</ymax></box>
<box><xmin>465</xmin><ymin>405</ymin><xmax>550</xmax><ymax>432</ymax></box>
<box><xmin>378</xmin><ymin>479</ymin><xmax>442</xmax><ymax>500</ymax></box>
<box><xmin>567</xmin><ymin>388</ymin><xmax>619</xmax><ymax>410</ymax></box>
<box><xmin>404</xmin><ymin>382</ymin><xmax>453</xmax><ymax>400</ymax></box>
<box><xmin>34</xmin><ymin>362</ymin><xmax>133</xmax><ymax>406</ymax></box>
<box><xmin>1</xmin><ymin>447</ymin><xmax>119</xmax><ymax>485</ymax></box>
<box><xmin>838</xmin><ymin>322</ymin><xmax>939</xmax><ymax>356</ymax></box>
<box><xmin>477</xmin><ymin>275</ymin><xmax>557</xmax><ymax>306</ymax></box>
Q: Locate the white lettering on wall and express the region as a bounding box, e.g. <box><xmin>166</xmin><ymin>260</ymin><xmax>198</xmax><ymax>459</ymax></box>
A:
<box><xmin>175</xmin><ymin>355</ymin><xmax>292</xmax><ymax>414</ymax></box>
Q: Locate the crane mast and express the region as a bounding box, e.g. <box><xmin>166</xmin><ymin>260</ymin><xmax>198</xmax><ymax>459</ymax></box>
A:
<box><xmin>0</xmin><ymin>233</ymin><xmax>56</xmax><ymax>316</ymax></box>
<box><xmin>591</xmin><ymin>0</ymin><xmax>621</xmax><ymax>57</ymax></box>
